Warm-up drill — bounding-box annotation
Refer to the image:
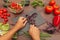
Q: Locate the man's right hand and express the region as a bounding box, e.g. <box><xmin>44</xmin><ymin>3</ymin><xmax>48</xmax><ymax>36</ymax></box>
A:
<box><xmin>29</xmin><ymin>25</ymin><xmax>40</xmax><ymax>40</ymax></box>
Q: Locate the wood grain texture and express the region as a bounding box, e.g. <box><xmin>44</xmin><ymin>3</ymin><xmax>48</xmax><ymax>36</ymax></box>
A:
<box><xmin>0</xmin><ymin>0</ymin><xmax>60</xmax><ymax>40</ymax></box>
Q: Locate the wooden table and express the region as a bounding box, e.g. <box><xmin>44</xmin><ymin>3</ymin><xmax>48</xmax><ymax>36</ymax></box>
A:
<box><xmin>0</xmin><ymin>0</ymin><xmax>60</xmax><ymax>40</ymax></box>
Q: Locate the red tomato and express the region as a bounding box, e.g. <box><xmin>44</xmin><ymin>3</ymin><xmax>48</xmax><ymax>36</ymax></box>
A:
<box><xmin>3</xmin><ymin>13</ymin><xmax>7</xmax><ymax>16</ymax></box>
<box><xmin>17</xmin><ymin>5</ymin><xmax>22</xmax><ymax>10</ymax></box>
<box><xmin>3</xmin><ymin>8</ymin><xmax>7</xmax><ymax>13</ymax></box>
<box><xmin>53</xmin><ymin>16</ymin><xmax>60</xmax><ymax>26</ymax></box>
<box><xmin>7</xmin><ymin>13</ymin><xmax>10</xmax><ymax>17</ymax></box>
<box><xmin>3</xmin><ymin>16</ymin><xmax>7</xmax><ymax>19</ymax></box>
<box><xmin>0</xmin><ymin>10</ymin><xmax>3</xmax><ymax>14</ymax></box>
<box><xmin>45</xmin><ymin>6</ymin><xmax>53</xmax><ymax>13</ymax></box>
<box><xmin>49</xmin><ymin>0</ymin><xmax>56</xmax><ymax>6</ymax></box>
<box><xmin>53</xmin><ymin>5</ymin><xmax>59</xmax><ymax>10</ymax></box>
<box><xmin>54</xmin><ymin>9</ymin><xmax>60</xmax><ymax>15</ymax></box>
<box><xmin>4</xmin><ymin>19</ymin><xmax>8</xmax><ymax>22</ymax></box>
<box><xmin>3</xmin><ymin>21</ymin><xmax>7</xmax><ymax>24</ymax></box>
<box><xmin>10</xmin><ymin>2</ymin><xmax>17</xmax><ymax>9</ymax></box>
<box><xmin>1</xmin><ymin>15</ymin><xmax>4</xmax><ymax>18</ymax></box>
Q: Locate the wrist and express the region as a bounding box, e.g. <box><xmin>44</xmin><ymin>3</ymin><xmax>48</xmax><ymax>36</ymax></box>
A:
<box><xmin>32</xmin><ymin>36</ymin><xmax>40</xmax><ymax>40</ymax></box>
<box><xmin>13</xmin><ymin>25</ymin><xmax>23</xmax><ymax>31</ymax></box>
<box><xmin>33</xmin><ymin>38</ymin><xmax>40</xmax><ymax>40</ymax></box>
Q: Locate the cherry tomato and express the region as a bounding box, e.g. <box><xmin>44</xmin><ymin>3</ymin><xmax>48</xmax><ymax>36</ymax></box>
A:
<box><xmin>1</xmin><ymin>15</ymin><xmax>4</xmax><ymax>18</ymax></box>
<box><xmin>7</xmin><ymin>13</ymin><xmax>10</xmax><ymax>17</ymax></box>
<box><xmin>0</xmin><ymin>10</ymin><xmax>3</xmax><ymax>14</ymax></box>
<box><xmin>3</xmin><ymin>16</ymin><xmax>7</xmax><ymax>19</ymax></box>
<box><xmin>3</xmin><ymin>21</ymin><xmax>7</xmax><ymax>24</ymax></box>
<box><xmin>4</xmin><ymin>19</ymin><xmax>8</xmax><ymax>22</ymax></box>
<box><xmin>0</xmin><ymin>8</ymin><xmax>10</xmax><ymax>24</ymax></box>
<box><xmin>53</xmin><ymin>5</ymin><xmax>59</xmax><ymax>10</ymax></box>
<box><xmin>45</xmin><ymin>6</ymin><xmax>53</xmax><ymax>13</ymax></box>
<box><xmin>17</xmin><ymin>5</ymin><xmax>22</xmax><ymax>10</ymax></box>
<box><xmin>3</xmin><ymin>13</ymin><xmax>7</xmax><ymax>16</ymax></box>
<box><xmin>3</xmin><ymin>8</ymin><xmax>7</xmax><ymax>13</ymax></box>
<box><xmin>11</xmin><ymin>2</ymin><xmax>17</xmax><ymax>9</ymax></box>
<box><xmin>53</xmin><ymin>16</ymin><xmax>60</xmax><ymax>27</ymax></box>
<box><xmin>49</xmin><ymin>0</ymin><xmax>56</xmax><ymax>6</ymax></box>
<box><xmin>54</xmin><ymin>9</ymin><xmax>60</xmax><ymax>15</ymax></box>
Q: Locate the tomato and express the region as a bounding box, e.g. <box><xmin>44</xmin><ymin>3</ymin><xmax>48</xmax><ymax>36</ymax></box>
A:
<box><xmin>10</xmin><ymin>2</ymin><xmax>17</xmax><ymax>9</ymax></box>
<box><xmin>17</xmin><ymin>5</ymin><xmax>22</xmax><ymax>10</ymax></box>
<box><xmin>45</xmin><ymin>6</ymin><xmax>53</xmax><ymax>13</ymax></box>
<box><xmin>3</xmin><ymin>13</ymin><xmax>7</xmax><ymax>16</ymax></box>
<box><xmin>1</xmin><ymin>15</ymin><xmax>4</xmax><ymax>18</ymax></box>
<box><xmin>0</xmin><ymin>10</ymin><xmax>3</xmax><ymax>14</ymax></box>
<box><xmin>0</xmin><ymin>8</ymin><xmax>10</xmax><ymax>24</ymax></box>
<box><xmin>53</xmin><ymin>16</ymin><xmax>60</xmax><ymax>26</ymax></box>
<box><xmin>3</xmin><ymin>16</ymin><xmax>7</xmax><ymax>19</ymax></box>
<box><xmin>49</xmin><ymin>0</ymin><xmax>56</xmax><ymax>6</ymax></box>
<box><xmin>53</xmin><ymin>5</ymin><xmax>59</xmax><ymax>10</ymax></box>
<box><xmin>54</xmin><ymin>9</ymin><xmax>60</xmax><ymax>15</ymax></box>
<box><xmin>7</xmin><ymin>14</ymin><xmax>10</xmax><ymax>17</ymax></box>
<box><xmin>11</xmin><ymin>2</ymin><xmax>17</xmax><ymax>7</ymax></box>
<box><xmin>4</xmin><ymin>19</ymin><xmax>8</xmax><ymax>22</ymax></box>
<box><xmin>3</xmin><ymin>22</ymin><xmax>7</xmax><ymax>24</ymax></box>
<box><xmin>3</xmin><ymin>8</ymin><xmax>7</xmax><ymax>13</ymax></box>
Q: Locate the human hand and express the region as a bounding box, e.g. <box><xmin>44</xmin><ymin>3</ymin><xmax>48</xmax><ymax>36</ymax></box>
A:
<box><xmin>0</xmin><ymin>17</ymin><xmax>27</xmax><ymax>40</ymax></box>
<box><xmin>14</xmin><ymin>17</ymin><xmax>27</xmax><ymax>30</ymax></box>
<box><xmin>29</xmin><ymin>25</ymin><xmax>40</xmax><ymax>40</ymax></box>
<box><xmin>0</xmin><ymin>36</ymin><xmax>12</xmax><ymax>40</ymax></box>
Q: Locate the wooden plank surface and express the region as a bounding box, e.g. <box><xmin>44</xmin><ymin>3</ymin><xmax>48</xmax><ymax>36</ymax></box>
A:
<box><xmin>0</xmin><ymin>0</ymin><xmax>60</xmax><ymax>40</ymax></box>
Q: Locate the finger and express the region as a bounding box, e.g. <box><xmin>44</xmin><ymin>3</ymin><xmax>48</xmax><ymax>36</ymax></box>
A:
<box><xmin>30</xmin><ymin>24</ymin><xmax>35</xmax><ymax>29</ymax></box>
<box><xmin>30</xmin><ymin>24</ymin><xmax>35</xmax><ymax>27</ymax></box>
<box><xmin>30</xmin><ymin>24</ymin><xmax>34</xmax><ymax>26</ymax></box>
<box><xmin>23</xmin><ymin>18</ymin><xmax>27</xmax><ymax>23</ymax></box>
<box><xmin>24</xmin><ymin>21</ymin><xmax>27</xmax><ymax>25</ymax></box>
<box><xmin>23</xmin><ymin>18</ymin><xmax>27</xmax><ymax>21</ymax></box>
<box><xmin>18</xmin><ymin>17</ymin><xmax>25</xmax><ymax>21</ymax></box>
<box><xmin>20</xmin><ymin>17</ymin><xmax>25</xmax><ymax>19</ymax></box>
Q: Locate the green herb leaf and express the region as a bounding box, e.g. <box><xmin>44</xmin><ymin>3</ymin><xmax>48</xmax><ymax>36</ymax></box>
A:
<box><xmin>23</xmin><ymin>32</ymin><xmax>51</xmax><ymax>40</ymax></box>
<box><xmin>3</xmin><ymin>0</ymin><xmax>9</xmax><ymax>3</ymax></box>
<box><xmin>40</xmin><ymin>32</ymin><xmax>51</xmax><ymax>37</ymax></box>
<box><xmin>3</xmin><ymin>4</ymin><xmax>8</xmax><ymax>8</ymax></box>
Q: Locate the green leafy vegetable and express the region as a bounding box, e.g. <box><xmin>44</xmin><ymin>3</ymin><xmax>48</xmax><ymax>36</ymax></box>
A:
<box><xmin>1</xmin><ymin>23</ymin><xmax>10</xmax><ymax>31</ymax></box>
<box><xmin>0</xmin><ymin>23</ymin><xmax>10</xmax><ymax>35</ymax></box>
<box><xmin>3</xmin><ymin>4</ymin><xmax>8</xmax><ymax>8</ymax></box>
<box><xmin>12</xmin><ymin>33</ymin><xmax>18</xmax><ymax>40</ymax></box>
<box><xmin>3</xmin><ymin>0</ymin><xmax>9</xmax><ymax>3</ymax></box>
<box><xmin>40</xmin><ymin>32</ymin><xmax>51</xmax><ymax>37</ymax></box>
<box><xmin>0</xmin><ymin>31</ymin><xmax>8</xmax><ymax>35</ymax></box>
<box><xmin>0</xmin><ymin>23</ymin><xmax>17</xmax><ymax>40</ymax></box>
<box><xmin>23</xmin><ymin>32</ymin><xmax>51</xmax><ymax>40</ymax></box>
<box><xmin>31</xmin><ymin>0</ymin><xmax>44</xmax><ymax>8</ymax></box>
<box><xmin>21</xmin><ymin>0</ymin><xmax>30</xmax><ymax>6</ymax></box>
